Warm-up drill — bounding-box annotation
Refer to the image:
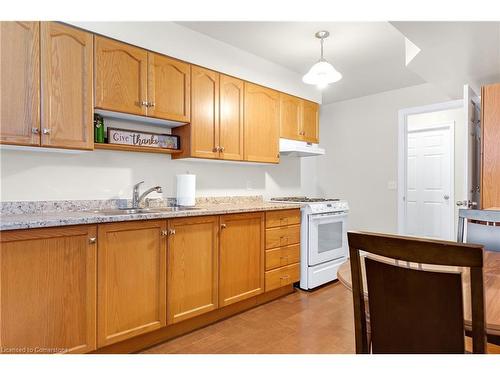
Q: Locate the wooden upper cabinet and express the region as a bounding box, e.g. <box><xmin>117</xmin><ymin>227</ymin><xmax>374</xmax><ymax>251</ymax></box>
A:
<box><xmin>95</xmin><ymin>36</ymin><xmax>148</xmax><ymax>116</ymax></box>
<box><xmin>219</xmin><ymin>212</ymin><xmax>265</xmax><ymax>307</ymax></box>
<box><xmin>190</xmin><ymin>66</ymin><xmax>220</xmax><ymax>159</ymax></box>
<box><xmin>0</xmin><ymin>21</ymin><xmax>40</xmax><ymax>146</ymax></box>
<box><xmin>41</xmin><ymin>22</ymin><xmax>93</xmax><ymax>150</ymax></box>
<box><xmin>167</xmin><ymin>216</ymin><xmax>219</xmax><ymax>324</ymax></box>
<box><xmin>244</xmin><ymin>82</ymin><xmax>280</xmax><ymax>163</ymax></box>
<box><xmin>280</xmin><ymin>93</ymin><xmax>301</xmax><ymax>140</ymax></box>
<box><xmin>148</xmin><ymin>53</ymin><xmax>190</xmax><ymax>122</ymax></box>
<box><xmin>219</xmin><ymin>74</ymin><xmax>244</xmax><ymax>161</ymax></box>
<box><xmin>97</xmin><ymin>220</ymin><xmax>167</xmax><ymax>347</ymax></box>
<box><xmin>301</xmin><ymin>100</ymin><xmax>319</xmax><ymax>143</ymax></box>
<box><xmin>481</xmin><ymin>83</ymin><xmax>500</xmax><ymax>209</ymax></box>
<box><xmin>0</xmin><ymin>225</ymin><xmax>97</xmax><ymax>354</ymax></box>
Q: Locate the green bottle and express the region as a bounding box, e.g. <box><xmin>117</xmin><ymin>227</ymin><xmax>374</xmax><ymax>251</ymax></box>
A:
<box><xmin>94</xmin><ymin>114</ymin><xmax>105</xmax><ymax>143</ymax></box>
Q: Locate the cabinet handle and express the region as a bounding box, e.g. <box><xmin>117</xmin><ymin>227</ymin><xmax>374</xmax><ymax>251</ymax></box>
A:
<box><xmin>213</xmin><ymin>146</ymin><xmax>220</xmax><ymax>152</ymax></box>
<box><xmin>89</xmin><ymin>237</ymin><xmax>96</xmax><ymax>244</ymax></box>
<box><xmin>219</xmin><ymin>146</ymin><xmax>224</xmax><ymax>152</ymax></box>
<box><xmin>161</xmin><ymin>230</ymin><xmax>168</xmax><ymax>236</ymax></box>
<box><xmin>42</xmin><ymin>128</ymin><xmax>50</xmax><ymax>135</ymax></box>
<box><xmin>168</xmin><ymin>229</ymin><xmax>176</xmax><ymax>235</ymax></box>
<box><xmin>32</xmin><ymin>128</ymin><xmax>39</xmax><ymax>134</ymax></box>
<box><xmin>221</xmin><ymin>223</ymin><xmax>227</xmax><ymax>229</ymax></box>
<box><xmin>280</xmin><ymin>275</ymin><xmax>290</xmax><ymax>280</ymax></box>
<box><xmin>149</xmin><ymin>102</ymin><xmax>156</xmax><ymax>108</ymax></box>
<box><xmin>140</xmin><ymin>100</ymin><xmax>148</xmax><ymax>107</ymax></box>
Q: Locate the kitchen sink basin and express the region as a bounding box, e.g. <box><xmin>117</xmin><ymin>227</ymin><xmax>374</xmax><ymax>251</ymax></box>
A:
<box><xmin>88</xmin><ymin>207</ymin><xmax>203</xmax><ymax>215</ymax></box>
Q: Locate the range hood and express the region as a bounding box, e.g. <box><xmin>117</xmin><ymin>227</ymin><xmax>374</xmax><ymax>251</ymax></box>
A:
<box><xmin>279</xmin><ymin>138</ymin><xmax>325</xmax><ymax>157</ymax></box>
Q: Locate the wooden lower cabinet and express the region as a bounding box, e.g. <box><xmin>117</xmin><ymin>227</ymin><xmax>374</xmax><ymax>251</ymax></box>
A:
<box><xmin>219</xmin><ymin>212</ymin><xmax>265</xmax><ymax>307</ymax></box>
<box><xmin>265</xmin><ymin>263</ymin><xmax>300</xmax><ymax>292</ymax></box>
<box><xmin>0</xmin><ymin>225</ymin><xmax>97</xmax><ymax>353</ymax></box>
<box><xmin>97</xmin><ymin>220</ymin><xmax>167</xmax><ymax>347</ymax></box>
<box><xmin>167</xmin><ymin>216</ymin><xmax>219</xmax><ymax>324</ymax></box>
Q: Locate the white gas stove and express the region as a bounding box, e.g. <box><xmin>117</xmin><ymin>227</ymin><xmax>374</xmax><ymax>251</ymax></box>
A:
<box><xmin>270</xmin><ymin>197</ymin><xmax>349</xmax><ymax>290</ymax></box>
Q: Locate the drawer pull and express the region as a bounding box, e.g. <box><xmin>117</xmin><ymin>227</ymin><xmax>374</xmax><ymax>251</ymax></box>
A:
<box><xmin>280</xmin><ymin>275</ymin><xmax>290</xmax><ymax>280</ymax></box>
<box><xmin>89</xmin><ymin>237</ymin><xmax>96</xmax><ymax>244</ymax></box>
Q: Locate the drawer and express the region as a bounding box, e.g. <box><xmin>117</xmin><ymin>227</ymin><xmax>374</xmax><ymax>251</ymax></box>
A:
<box><xmin>265</xmin><ymin>244</ymin><xmax>300</xmax><ymax>271</ymax></box>
<box><xmin>266</xmin><ymin>209</ymin><xmax>301</xmax><ymax>228</ymax></box>
<box><xmin>265</xmin><ymin>225</ymin><xmax>300</xmax><ymax>249</ymax></box>
<box><xmin>265</xmin><ymin>263</ymin><xmax>300</xmax><ymax>292</ymax></box>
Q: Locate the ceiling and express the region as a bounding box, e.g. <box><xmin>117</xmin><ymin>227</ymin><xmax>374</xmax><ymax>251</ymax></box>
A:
<box><xmin>177</xmin><ymin>22</ymin><xmax>425</xmax><ymax>104</ymax></box>
<box><xmin>391</xmin><ymin>21</ymin><xmax>500</xmax><ymax>99</ymax></box>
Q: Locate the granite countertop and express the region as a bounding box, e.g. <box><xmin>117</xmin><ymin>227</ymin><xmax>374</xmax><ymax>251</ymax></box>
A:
<box><xmin>0</xmin><ymin>197</ymin><xmax>302</xmax><ymax>231</ymax></box>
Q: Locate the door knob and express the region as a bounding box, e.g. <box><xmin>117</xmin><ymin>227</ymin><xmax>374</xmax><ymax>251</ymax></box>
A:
<box><xmin>42</xmin><ymin>128</ymin><xmax>50</xmax><ymax>135</ymax></box>
<box><xmin>221</xmin><ymin>224</ymin><xmax>227</xmax><ymax>229</ymax></box>
<box><xmin>168</xmin><ymin>229</ymin><xmax>176</xmax><ymax>235</ymax></box>
<box><xmin>89</xmin><ymin>237</ymin><xmax>96</xmax><ymax>244</ymax></box>
<box><xmin>444</xmin><ymin>195</ymin><xmax>450</xmax><ymax>200</ymax></box>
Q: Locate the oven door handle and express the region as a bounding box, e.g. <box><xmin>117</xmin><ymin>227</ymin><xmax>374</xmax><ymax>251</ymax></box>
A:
<box><xmin>310</xmin><ymin>212</ymin><xmax>348</xmax><ymax>219</ymax></box>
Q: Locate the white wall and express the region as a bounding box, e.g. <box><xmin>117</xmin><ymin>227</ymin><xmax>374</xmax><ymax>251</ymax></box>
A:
<box><xmin>68</xmin><ymin>21</ymin><xmax>321</xmax><ymax>103</ymax></box>
<box><xmin>317</xmin><ymin>83</ymin><xmax>450</xmax><ymax>234</ymax></box>
<box><xmin>0</xmin><ymin>146</ymin><xmax>318</xmax><ymax>201</ymax></box>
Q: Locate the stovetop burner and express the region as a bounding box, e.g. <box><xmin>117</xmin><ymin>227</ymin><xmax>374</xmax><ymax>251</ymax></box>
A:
<box><xmin>270</xmin><ymin>197</ymin><xmax>340</xmax><ymax>203</ymax></box>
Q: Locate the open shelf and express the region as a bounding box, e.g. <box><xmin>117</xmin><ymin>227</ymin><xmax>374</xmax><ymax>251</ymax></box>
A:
<box><xmin>94</xmin><ymin>143</ymin><xmax>182</xmax><ymax>155</ymax></box>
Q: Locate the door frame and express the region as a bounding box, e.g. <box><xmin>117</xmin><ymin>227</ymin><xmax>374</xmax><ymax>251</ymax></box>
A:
<box><xmin>397</xmin><ymin>100</ymin><xmax>462</xmax><ymax>238</ymax></box>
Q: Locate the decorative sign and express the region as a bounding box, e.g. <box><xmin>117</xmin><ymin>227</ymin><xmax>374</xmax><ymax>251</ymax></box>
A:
<box><xmin>107</xmin><ymin>127</ymin><xmax>180</xmax><ymax>150</ymax></box>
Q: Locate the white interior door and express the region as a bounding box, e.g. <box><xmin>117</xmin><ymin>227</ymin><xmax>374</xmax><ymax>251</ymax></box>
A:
<box><xmin>462</xmin><ymin>84</ymin><xmax>481</xmax><ymax>209</ymax></box>
<box><xmin>405</xmin><ymin>125</ymin><xmax>453</xmax><ymax>239</ymax></box>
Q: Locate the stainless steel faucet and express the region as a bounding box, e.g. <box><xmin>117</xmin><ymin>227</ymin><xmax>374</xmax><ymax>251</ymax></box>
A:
<box><xmin>132</xmin><ymin>181</ymin><xmax>163</xmax><ymax>208</ymax></box>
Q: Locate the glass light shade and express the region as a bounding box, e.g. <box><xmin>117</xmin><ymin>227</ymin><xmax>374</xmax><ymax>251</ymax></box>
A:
<box><xmin>302</xmin><ymin>60</ymin><xmax>342</xmax><ymax>87</ymax></box>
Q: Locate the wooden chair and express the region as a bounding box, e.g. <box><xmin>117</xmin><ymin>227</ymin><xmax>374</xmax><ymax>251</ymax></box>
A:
<box><xmin>348</xmin><ymin>231</ymin><xmax>486</xmax><ymax>354</ymax></box>
<box><xmin>458</xmin><ymin>208</ymin><xmax>500</xmax><ymax>252</ymax></box>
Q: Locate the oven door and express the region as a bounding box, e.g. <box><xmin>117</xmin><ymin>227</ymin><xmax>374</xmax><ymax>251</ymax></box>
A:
<box><xmin>308</xmin><ymin>211</ymin><xmax>348</xmax><ymax>266</ymax></box>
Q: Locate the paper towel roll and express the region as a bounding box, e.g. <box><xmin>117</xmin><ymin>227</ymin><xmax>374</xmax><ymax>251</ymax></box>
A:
<box><xmin>176</xmin><ymin>174</ymin><xmax>196</xmax><ymax>206</ymax></box>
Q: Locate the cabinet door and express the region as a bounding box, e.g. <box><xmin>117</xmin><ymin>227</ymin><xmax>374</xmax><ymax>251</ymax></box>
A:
<box><xmin>219</xmin><ymin>212</ymin><xmax>265</xmax><ymax>307</ymax></box>
<box><xmin>97</xmin><ymin>220</ymin><xmax>167</xmax><ymax>347</ymax></box>
<box><xmin>0</xmin><ymin>225</ymin><xmax>97</xmax><ymax>354</ymax></box>
<box><xmin>301</xmin><ymin>100</ymin><xmax>319</xmax><ymax>143</ymax></box>
<box><xmin>280</xmin><ymin>93</ymin><xmax>302</xmax><ymax>140</ymax></box>
<box><xmin>219</xmin><ymin>74</ymin><xmax>244</xmax><ymax>161</ymax></box>
<box><xmin>0</xmin><ymin>21</ymin><xmax>40</xmax><ymax>146</ymax></box>
<box><xmin>244</xmin><ymin>82</ymin><xmax>280</xmax><ymax>163</ymax></box>
<box><xmin>481</xmin><ymin>83</ymin><xmax>500</xmax><ymax>208</ymax></box>
<box><xmin>40</xmin><ymin>22</ymin><xmax>93</xmax><ymax>150</ymax></box>
<box><xmin>95</xmin><ymin>36</ymin><xmax>148</xmax><ymax>116</ymax></box>
<box><xmin>167</xmin><ymin>216</ymin><xmax>219</xmax><ymax>324</ymax></box>
<box><xmin>148</xmin><ymin>53</ymin><xmax>190</xmax><ymax>122</ymax></box>
<box><xmin>191</xmin><ymin>66</ymin><xmax>219</xmax><ymax>159</ymax></box>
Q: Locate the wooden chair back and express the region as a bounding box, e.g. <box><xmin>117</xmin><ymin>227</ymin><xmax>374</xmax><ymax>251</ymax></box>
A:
<box><xmin>458</xmin><ymin>208</ymin><xmax>500</xmax><ymax>252</ymax></box>
<box><xmin>348</xmin><ymin>231</ymin><xmax>486</xmax><ymax>354</ymax></box>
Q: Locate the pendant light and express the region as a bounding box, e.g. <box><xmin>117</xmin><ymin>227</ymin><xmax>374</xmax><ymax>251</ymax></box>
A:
<box><xmin>302</xmin><ymin>31</ymin><xmax>342</xmax><ymax>89</ymax></box>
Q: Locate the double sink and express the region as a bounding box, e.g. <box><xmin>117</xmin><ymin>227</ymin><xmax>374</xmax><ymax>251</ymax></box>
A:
<box><xmin>89</xmin><ymin>206</ymin><xmax>203</xmax><ymax>216</ymax></box>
